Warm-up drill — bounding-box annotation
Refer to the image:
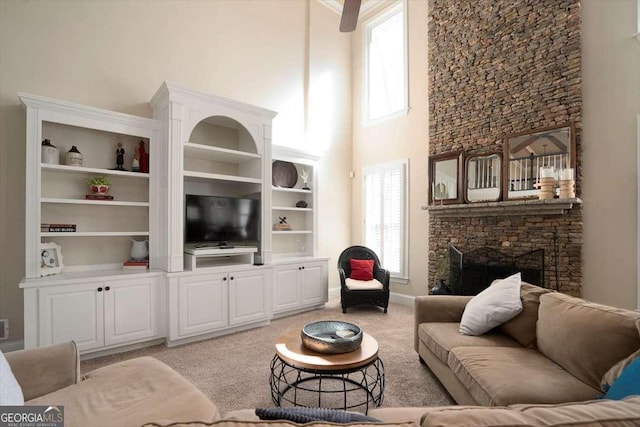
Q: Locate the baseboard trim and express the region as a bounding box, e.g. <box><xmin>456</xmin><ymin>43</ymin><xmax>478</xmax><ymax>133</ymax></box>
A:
<box><xmin>272</xmin><ymin>304</ymin><xmax>326</xmax><ymax>319</ymax></box>
<box><xmin>329</xmin><ymin>286</ymin><xmax>340</xmax><ymax>299</ymax></box>
<box><xmin>165</xmin><ymin>319</ymin><xmax>271</xmax><ymax>348</ymax></box>
<box><xmin>389</xmin><ymin>291</ymin><xmax>415</xmax><ymax>307</ymax></box>
<box><xmin>80</xmin><ymin>338</ymin><xmax>165</xmax><ymax>360</ymax></box>
<box><xmin>328</xmin><ymin>287</ymin><xmax>415</xmax><ymax>307</ymax></box>
<box><xmin>0</xmin><ymin>340</ymin><xmax>25</xmax><ymax>353</ymax></box>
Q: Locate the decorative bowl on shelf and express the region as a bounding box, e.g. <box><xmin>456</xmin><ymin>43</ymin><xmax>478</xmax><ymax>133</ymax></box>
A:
<box><xmin>301</xmin><ymin>320</ymin><xmax>363</xmax><ymax>354</ymax></box>
<box><xmin>272</xmin><ymin>160</ymin><xmax>298</xmax><ymax>188</ymax></box>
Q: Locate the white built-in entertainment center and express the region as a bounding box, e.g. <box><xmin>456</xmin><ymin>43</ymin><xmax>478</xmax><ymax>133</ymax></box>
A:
<box><xmin>19</xmin><ymin>82</ymin><xmax>328</xmax><ymax>356</ymax></box>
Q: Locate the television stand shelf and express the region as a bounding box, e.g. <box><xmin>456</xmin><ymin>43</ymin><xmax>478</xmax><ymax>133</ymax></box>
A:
<box><xmin>183</xmin><ymin>246</ymin><xmax>257</xmax><ymax>270</ymax></box>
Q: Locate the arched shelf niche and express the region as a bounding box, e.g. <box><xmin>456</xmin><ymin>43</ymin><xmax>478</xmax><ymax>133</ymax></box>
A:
<box><xmin>183</xmin><ymin>115</ymin><xmax>264</xmax><ymax>199</ymax></box>
<box><xmin>188</xmin><ymin>115</ymin><xmax>261</xmax><ymax>156</ymax></box>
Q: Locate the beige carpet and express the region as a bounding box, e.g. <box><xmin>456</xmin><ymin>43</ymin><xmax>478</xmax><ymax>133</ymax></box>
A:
<box><xmin>82</xmin><ymin>298</ymin><xmax>454</xmax><ymax>415</ymax></box>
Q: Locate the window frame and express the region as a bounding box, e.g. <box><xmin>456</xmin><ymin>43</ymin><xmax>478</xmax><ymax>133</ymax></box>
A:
<box><xmin>362</xmin><ymin>159</ymin><xmax>409</xmax><ymax>284</ymax></box>
<box><xmin>362</xmin><ymin>0</ymin><xmax>409</xmax><ymax>127</ymax></box>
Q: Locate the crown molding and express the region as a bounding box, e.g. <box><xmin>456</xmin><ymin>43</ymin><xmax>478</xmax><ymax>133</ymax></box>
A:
<box><xmin>318</xmin><ymin>0</ymin><xmax>342</xmax><ymax>15</ymax></box>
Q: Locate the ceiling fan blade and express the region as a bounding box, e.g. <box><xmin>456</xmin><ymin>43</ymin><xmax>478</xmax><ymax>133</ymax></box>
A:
<box><xmin>340</xmin><ymin>0</ymin><xmax>362</xmax><ymax>32</ymax></box>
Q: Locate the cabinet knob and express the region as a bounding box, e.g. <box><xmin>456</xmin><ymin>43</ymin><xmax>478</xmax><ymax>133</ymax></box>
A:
<box><xmin>97</xmin><ymin>287</ymin><xmax>103</xmax><ymax>292</ymax></box>
<box><xmin>230</xmin><ymin>276</ymin><xmax>234</xmax><ymax>280</ymax></box>
<box><xmin>302</xmin><ymin>266</ymin><xmax>305</xmax><ymax>269</ymax></box>
<box><xmin>105</xmin><ymin>286</ymin><xmax>110</xmax><ymax>291</ymax></box>
<box><xmin>223</xmin><ymin>277</ymin><xmax>227</xmax><ymax>281</ymax></box>
<box><xmin>298</xmin><ymin>267</ymin><xmax>302</xmax><ymax>270</ymax></box>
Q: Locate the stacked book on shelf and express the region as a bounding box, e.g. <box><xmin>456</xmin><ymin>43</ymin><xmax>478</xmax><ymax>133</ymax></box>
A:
<box><xmin>123</xmin><ymin>259</ymin><xmax>149</xmax><ymax>271</ymax></box>
<box><xmin>85</xmin><ymin>194</ymin><xmax>114</xmax><ymax>201</ymax></box>
<box><xmin>41</xmin><ymin>223</ymin><xmax>76</xmax><ymax>232</ymax></box>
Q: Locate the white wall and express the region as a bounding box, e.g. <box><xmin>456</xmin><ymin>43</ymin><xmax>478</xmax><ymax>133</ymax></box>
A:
<box><xmin>350</xmin><ymin>1</ymin><xmax>430</xmax><ymax>297</ymax></box>
<box><xmin>308</xmin><ymin>1</ymin><xmax>354</xmax><ymax>288</ymax></box>
<box><xmin>347</xmin><ymin>0</ymin><xmax>640</xmax><ymax>307</ymax></box>
<box><xmin>582</xmin><ymin>0</ymin><xmax>640</xmax><ymax>310</ymax></box>
<box><xmin>0</xmin><ymin>0</ymin><xmax>352</xmax><ymax>344</ymax></box>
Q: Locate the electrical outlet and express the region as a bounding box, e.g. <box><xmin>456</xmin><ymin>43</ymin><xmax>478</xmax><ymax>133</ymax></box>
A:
<box><xmin>0</xmin><ymin>319</ymin><xmax>8</xmax><ymax>341</ymax></box>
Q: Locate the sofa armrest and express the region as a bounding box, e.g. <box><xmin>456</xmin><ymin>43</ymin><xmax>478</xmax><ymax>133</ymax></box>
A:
<box><xmin>5</xmin><ymin>341</ymin><xmax>81</xmax><ymax>401</ymax></box>
<box><xmin>414</xmin><ymin>295</ymin><xmax>472</xmax><ymax>351</ymax></box>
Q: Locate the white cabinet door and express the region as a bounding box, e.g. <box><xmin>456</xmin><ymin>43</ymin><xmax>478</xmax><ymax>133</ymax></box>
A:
<box><xmin>229</xmin><ymin>269</ymin><xmax>270</xmax><ymax>326</ymax></box>
<box><xmin>300</xmin><ymin>261</ymin><xmax>327</xmax><ymax>306</ymax></box>
<box><xmin>38</xmin><ymin>282</ymin><xmax>104</xmax><ymax>352</ymax></box>
<box><xmin>272</xmin><ymin>265</ymin><xmax>300</xmax><ymax>313</ymax></box>
<box><xmin>103</xmin><ymin>277</ymin><xmax>160</xmax><ymax>347</ymax></box>
<box><xmin>178</xmin><ymin>274</ymin><xmax>228</xmax><ymax>337</ymax></box>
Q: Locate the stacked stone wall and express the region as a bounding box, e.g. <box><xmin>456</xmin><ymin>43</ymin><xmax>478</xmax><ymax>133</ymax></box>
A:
<box><xmin>428</xmin><ymin>0</ymin><xmax>582</xmax><ymax>294</ymax></box>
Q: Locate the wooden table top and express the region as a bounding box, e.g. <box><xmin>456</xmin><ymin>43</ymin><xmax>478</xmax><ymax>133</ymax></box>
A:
<box><xmin>275</xmin><ymin>328</ymin><xmax>379</xmax><ymax>371</ymax></box>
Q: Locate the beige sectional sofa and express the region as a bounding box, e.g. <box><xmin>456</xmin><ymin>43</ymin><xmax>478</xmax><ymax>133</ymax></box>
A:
<box><xmin>414</xmin><ymin>285</ymin><xmax>640</xmax><ymax>407</ymax></box>
<box><xmin>5</xmin><ymin>341</ymin><xmax>220</xmax><ymax>427</ymax></box>
<box><xmin>4</xmin><ymin>288</ymin><xmax>640</xmax><ymax>426</ymax></box>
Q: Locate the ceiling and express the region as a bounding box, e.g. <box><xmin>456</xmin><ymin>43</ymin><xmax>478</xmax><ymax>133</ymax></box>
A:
<box><xmin>319</xmin><ymin>0</ymin><xmax>393</xmax><ymax>22</ymax></box>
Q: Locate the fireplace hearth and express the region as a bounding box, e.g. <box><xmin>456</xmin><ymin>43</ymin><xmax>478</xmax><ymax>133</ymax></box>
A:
<box><xmin>448</xmin><ymin>244</ymin><xmax>545</xmax><ymax>295</ymax></box>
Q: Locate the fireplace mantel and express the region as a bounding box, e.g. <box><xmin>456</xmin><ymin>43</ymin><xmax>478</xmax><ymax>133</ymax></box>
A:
<box><xmin>422</xmin><ymin>198</ymin><xmax>582</xmax><ymax>218</ymax></box>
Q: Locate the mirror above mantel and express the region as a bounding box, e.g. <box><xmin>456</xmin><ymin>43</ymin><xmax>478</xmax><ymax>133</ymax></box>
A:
<box><xmin>503</xmin><ymin>123</ymin><xmax>576</xmax><ymax>201</ymax></box>
<box><xmin>465</xmin><ymin>152</ymin><xmax>501</xmax><ymax>203</ymax></box>
<box><xmin>429</xmin><ymin>151</ymin><xmax>463</xmax><ymax>205</ymax></box>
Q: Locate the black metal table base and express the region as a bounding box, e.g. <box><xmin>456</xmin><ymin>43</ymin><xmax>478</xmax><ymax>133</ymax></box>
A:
<box><xmin>269</xmin><ymin>355</ymin><xmax>384</xmax><ymax>414</ymax></box>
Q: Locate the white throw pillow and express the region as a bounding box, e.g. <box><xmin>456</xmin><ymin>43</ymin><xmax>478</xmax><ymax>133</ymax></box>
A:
<box><xmin>0</xmin><ymin>350</ymin><xmax>24</xmax><ymax>405</ymax></box>
<box><xmin>459</xmin><ymin>272</ymin><xmax>523</xmax><ymax>336</ymax></box>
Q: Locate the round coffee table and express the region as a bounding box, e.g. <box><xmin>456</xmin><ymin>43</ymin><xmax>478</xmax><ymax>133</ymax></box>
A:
<box><xmin>269</xmin><ymin>328</ymin><xmax>385</xmax><ymax>413</ymax></box>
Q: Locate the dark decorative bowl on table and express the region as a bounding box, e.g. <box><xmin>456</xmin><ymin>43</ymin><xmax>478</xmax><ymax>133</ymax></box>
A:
<box><xmin>301</xmin><ymin>320</ymin><xmax>363</xmax><ymax>354</ymax></box>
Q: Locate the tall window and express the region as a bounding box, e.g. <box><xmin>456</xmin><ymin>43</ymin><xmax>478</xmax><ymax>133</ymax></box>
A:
<box><xmin>363</xmin><ymin>160</ymin><xmax>408</xmax><ymax>281</ymax></box>
<box><xmin>364</xmin><ymin>1</ymin><xmax>408</xmax><ymax>124</ymax></box>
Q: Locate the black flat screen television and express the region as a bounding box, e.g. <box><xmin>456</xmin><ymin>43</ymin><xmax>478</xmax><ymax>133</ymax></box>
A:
<box><xmin>185</xmin><ymin>194</ymin><xmax>260</xmax><ymax>246</ymax></box>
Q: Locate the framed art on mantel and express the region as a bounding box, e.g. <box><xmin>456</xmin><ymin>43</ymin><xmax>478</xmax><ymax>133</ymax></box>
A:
<box><xmin>429</xmin><ymin>151</ymin><xmax>463</xmax><ymax>205</ymax></box>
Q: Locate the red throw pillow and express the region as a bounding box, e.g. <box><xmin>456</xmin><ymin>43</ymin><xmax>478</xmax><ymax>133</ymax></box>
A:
<box><xmin>349</xmin><ymin>259</ymin><xmax>374</xmax><ymax>281</ymax></box>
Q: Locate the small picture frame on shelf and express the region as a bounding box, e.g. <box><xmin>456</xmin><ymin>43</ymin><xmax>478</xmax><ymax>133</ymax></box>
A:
<box><xmin>40</xmin><ymin>241</ymin><xmax>64</xmax><ymax>276</ymax></box>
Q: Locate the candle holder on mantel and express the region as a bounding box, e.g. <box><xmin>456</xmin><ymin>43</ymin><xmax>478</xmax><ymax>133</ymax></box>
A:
<box><xmin>559</xmin><ymin>168</ymin><xmax>575</xmax><ymax>199</ymax></box>
<box><xmin>538</xmin><ymin>167</ymin><xmax>556</xmax><ymax>200</ymax></box>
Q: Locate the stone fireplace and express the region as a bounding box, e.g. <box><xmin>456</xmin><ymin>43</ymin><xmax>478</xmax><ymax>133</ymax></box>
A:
<box><xmin>448</xmin><ymin>244</ymin><xmax>545</xmax><ymax>296</ymax></box>
<box><xmin>426</xmin><ymin>0</ymin><xmax>582</xmax><ymax>295</ymax></box>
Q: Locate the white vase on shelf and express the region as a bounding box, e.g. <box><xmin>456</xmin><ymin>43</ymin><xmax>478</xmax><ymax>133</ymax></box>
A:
<box><xmin>130</xmin><ymin>239</ymin><xmax>149</xmax><ymax>261</ymax></box>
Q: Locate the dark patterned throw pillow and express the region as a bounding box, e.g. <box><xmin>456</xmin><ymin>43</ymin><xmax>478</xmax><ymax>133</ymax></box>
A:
<box><xmin>255</xmin><ymin>407</ymin><xmax>380</xmax><ymax>424</ymax></box>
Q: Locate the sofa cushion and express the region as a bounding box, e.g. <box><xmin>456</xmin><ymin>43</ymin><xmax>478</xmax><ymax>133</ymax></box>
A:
<box><xmin>368</xmin><ymin>407</ymin><xmax>450</xmax><ymax>424</ymax></box>
<box><xmin>459</xmin><ymin>273</ymin><xmax>523</xmax><ymax>336</ymax></box>
<box><xmin>144</xmin><ymin>422</ymin><xmax>419</xmax><ymax>427</ymax></box>
<box><xmin>537</xmin><ymin>293</ymin><xmax>640</xmax><ymax>391</ymax></box>
<box><xmin>418</xmin><ymin>322</ymin><xmax>520</xmax><ymax>365</ymax></box>
<box><xmin>497</xmin><ymin>282</ymin><xmax>550</xmax><ymax>348</ymax></box>
<box><xmin>447</xmin><ymin>346</ymin><xmax>599</xmax><ymax>406</ymax></box>
<box><xmin>345</xmin><ymin>278</ymin><xmax>383</xmax><ymax>290</ymax></box>
<box><xmin>420</xmin><ymin>396</ymin><xmax>640</xmax><ymax>426</ymax></box>
<box><xmin>27</xmin><ymin>357</ymin><xmax>219</xmax><ymax>427</ymax></box>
